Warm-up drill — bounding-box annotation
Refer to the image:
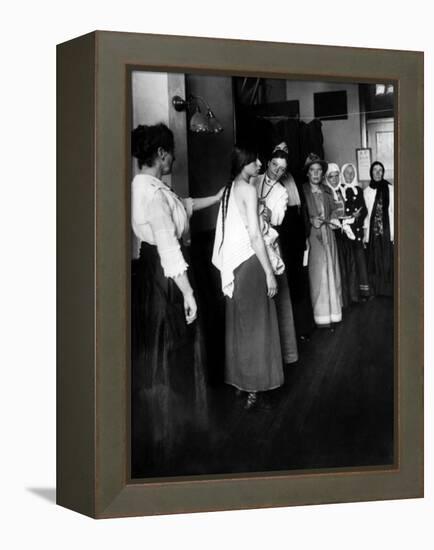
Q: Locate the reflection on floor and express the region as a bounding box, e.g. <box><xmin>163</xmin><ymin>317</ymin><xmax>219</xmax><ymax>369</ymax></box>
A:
<box><xmin>132</xmin><ymin>295</ymin><xmax>394</xmax><ymax>479</ymax></box>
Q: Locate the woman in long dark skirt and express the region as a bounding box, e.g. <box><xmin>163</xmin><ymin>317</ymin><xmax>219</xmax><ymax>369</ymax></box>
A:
<box><xmin>212</xmin><ymin>146</ymin><xmax>283</xmax><ymax>410</ymax></box>
<box><xmin>131</xmin><ymin>123</ymin><xmax>223</xmax><ymax>476</ymax></box>
<box><xmin>271</xmin><ymin>145</ymin><xmax>315</xmax><ymax>340</ymax></box>
<box><xmin>340</xmin><ymin>163</ymin><xmax>370</xmax><ymax>300</ymax></box>
<box><xmin>324</xmin><ymin>163</ymin><xmax>359</xmax><ymax>307</ymax></box>
<box><xmin>363</xmin><ymin>161</ymin><xmax>394</xmax><ymax>297</ymax></box>
<box><xmin>251</xmin><ymin>143</ymin><xmax>298</xmax><ymax>363</ymax></box>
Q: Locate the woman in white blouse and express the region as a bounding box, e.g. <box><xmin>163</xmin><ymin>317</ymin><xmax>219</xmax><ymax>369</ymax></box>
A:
<box><xmin>251</xmin><ymin>144</ymin><xmax>298</xmax><ymax>365</ymax></box>
<box><xmin>130</xmin><ymin>123</ymin><xmax>223</xmax><ymax>476</ymax></box>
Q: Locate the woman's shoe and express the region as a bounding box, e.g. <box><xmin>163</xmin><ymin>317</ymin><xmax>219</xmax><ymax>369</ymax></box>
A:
<box><xmin>244</xmin><ymin>392</ymin><xmax>257</xmax><ymax>410</ymax></box>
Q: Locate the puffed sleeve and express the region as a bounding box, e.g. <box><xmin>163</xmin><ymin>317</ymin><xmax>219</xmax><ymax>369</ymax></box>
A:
<box><xmin>148</xmin><ymin>191</ymin><xmax>189</xmax><ymax>278</ymax></box>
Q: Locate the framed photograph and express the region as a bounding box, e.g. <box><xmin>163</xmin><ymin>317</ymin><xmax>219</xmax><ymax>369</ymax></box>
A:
<box><xmin>57</xmin><ymin>31</ymin><xmax>423</xmax><ymax>518</ymax></box>
<box><xmin>356</xmin><ymin>147</ymin><xmax>372</xmax><ymax>181</ymax></box>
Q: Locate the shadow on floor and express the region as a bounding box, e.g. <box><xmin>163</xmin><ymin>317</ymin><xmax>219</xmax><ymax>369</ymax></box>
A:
<box><xmin>27</xmin><ymin>488</ymin><xmax>56</xmax><ymax>504</ymax></box>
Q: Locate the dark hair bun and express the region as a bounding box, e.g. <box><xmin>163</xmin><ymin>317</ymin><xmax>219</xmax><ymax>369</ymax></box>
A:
<box><xmin>131</xmin><ymin>123</ymin><xmax>175</xmax><ymax>169</ymax></box>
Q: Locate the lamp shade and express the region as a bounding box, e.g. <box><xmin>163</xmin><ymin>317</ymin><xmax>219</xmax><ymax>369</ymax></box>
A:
<box><xmin>206</xmin><ymin>109</ymin><xmax>223</xmax><ymax>133</ymax></box>
<box><xmin>172</xmin><ymin>94</ymin><xmax>224</xmax><ymax>134</ymax></box>
<box><xmin>189</xmin><ymin>107</ymin><xmax>209</xmax><ymax>133</ymax></box>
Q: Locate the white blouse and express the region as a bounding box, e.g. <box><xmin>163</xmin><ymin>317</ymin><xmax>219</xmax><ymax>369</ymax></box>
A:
<box><xmin>131</xmin><ymin>174</ymin><xmax>194</xmax><ymax>278</ymax></box>
<box><xmin>212</xmin><ymin>188</ymin><xmax>255</xmax><ymax>298</ymax></box>
<box><xmin>253</xmin><ymin>174</ymin><xmax>289</xmax><ymax>226</ymax></box>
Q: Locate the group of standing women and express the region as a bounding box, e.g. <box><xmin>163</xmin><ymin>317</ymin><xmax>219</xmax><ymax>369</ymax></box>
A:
<box><xmin>130</xmin><ymin>122</ymin><xmax>394</xmax><ymax>470</ymax></box>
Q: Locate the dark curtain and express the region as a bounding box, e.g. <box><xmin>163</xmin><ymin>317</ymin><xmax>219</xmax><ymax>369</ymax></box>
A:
<box><xmin>235</xmin><ymin>110</ymin><xmax>325</xmax><ymax>184</ymax></box>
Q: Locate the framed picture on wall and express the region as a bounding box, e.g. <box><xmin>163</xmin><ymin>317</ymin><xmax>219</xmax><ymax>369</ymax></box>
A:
<box><xmin>57</xmin><ymin>31</ymin><xmax>424</xmax><ymax>518</ymax></box>
<box><xmin>356</xmin><ymin>147</ymin><xmax>372</xmax><ymax>181</ymax></box>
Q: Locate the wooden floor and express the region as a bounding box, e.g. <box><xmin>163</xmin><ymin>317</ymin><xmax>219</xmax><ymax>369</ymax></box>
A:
<box><xmin>132</xmin><ymin>295</ymin><xmax>394</xmax><ymax>479</ymax></box>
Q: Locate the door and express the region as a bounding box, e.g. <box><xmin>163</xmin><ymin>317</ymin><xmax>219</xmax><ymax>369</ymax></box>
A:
<box><xmin>367</xmin><ymin>118</ymin><xmax>394</xmax><ymax>183</ymax></box>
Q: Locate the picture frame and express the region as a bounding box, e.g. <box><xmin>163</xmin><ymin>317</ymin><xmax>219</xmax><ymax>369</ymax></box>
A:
<box><xmin>57</xmin><ymin>31</ymin><xmax>424</xmax><ymax>518</ymax></box>
<box><xmin>356</xmin><ymin>147</ymin><xmax>372</xmax><ymax>182</ymax></box>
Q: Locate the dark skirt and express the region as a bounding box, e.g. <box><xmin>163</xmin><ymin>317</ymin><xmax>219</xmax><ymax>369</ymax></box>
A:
<box><xmin>275</xmin><ymin>272</ymin><xmax>298</xmax><ymax>364</ymax></box>
<box><xmin>131</xmin><ymin>242</ymin><xmax>208</xmax><ymax>476</ymax></box>
<box><xmin>354</xmin><ymin>244</ymin><xmax>371</xmax><ymax>298</ymax></box>
<box><xmin>335</xmin><ymin>230</ymin><xmax>359</xmax><ymax>307</ymax></box>
<box><xmin>367</xmin><ymin>236</ymin><xmax>394</xmax><ymax>297</ymax></box>
<box><xmin>225</xmin><ymin>255</ymin><xmax>284</xmax><ymax>392</ymax></box>
<box><xmin>279</xmin><ymin>205</ymin><xmax>315</xmax><ymax>337</ymax></box>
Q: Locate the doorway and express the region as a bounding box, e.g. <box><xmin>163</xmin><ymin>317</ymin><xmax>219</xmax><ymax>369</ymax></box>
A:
<box><xmin>367</xmin><ymin>118</ymin><xmax>394</xmax><ymax>183</ymax></box>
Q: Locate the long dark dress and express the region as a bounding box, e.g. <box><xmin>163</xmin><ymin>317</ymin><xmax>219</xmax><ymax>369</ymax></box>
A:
<box><xmin>342</xmin><ymin>186</ymin><xmax>370</xmax><ymax>299</ymax></box>
<box><xmin>366</xmin><ymin>182</ymin><xmax>394</xmax><ymax>296</ymax></box>
<box><xmin>332</xmin><ymin>187</ymin><xmax>359</xmax><ymax>307</ymax></box>
<box><xmin>131</xmin><ymin>242</ymin><xmax>208</xmax><ymax>477</ymax></box>
<box><xmin>278</xmin><ymin>182</ymin><xmax>315</xmax><ymax>338</ymax></box>
<box><xmin>278</xmin><ymin>186</ymin><xmax>315</xmax><ymax>338</ymax></box>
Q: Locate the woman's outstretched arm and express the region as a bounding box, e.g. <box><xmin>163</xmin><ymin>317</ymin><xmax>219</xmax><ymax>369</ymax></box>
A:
<box><xmin>191</xmin><ymin>187</ymin><xmax>225</xmax><ymax>211</ymax></box>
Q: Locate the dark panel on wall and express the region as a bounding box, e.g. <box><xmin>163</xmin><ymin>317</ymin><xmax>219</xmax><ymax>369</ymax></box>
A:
<box><xmin>314</xmin><ymin>90</ymin><xmax>348</xmax><ymax>120</ymax></box>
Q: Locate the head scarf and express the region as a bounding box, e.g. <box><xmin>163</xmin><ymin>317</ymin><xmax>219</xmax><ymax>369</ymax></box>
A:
<box><xmin>324</xmin><ymin>163</ymin><xmax>341</xmax><ymax>202</ymax></box>
<box><xmin>367</xmin><ymin>160</ymin><xmax>392</xmax><ymax>244</ymax></box>
<box><xmin>369</xmin><ymin>161</ymin><xmax>387</xmax><ymax>189</ymax></box>
<box><xmin>340</xmin><ymin>162</ymin><xmax>359</xmax><ymax>200</ymax></box>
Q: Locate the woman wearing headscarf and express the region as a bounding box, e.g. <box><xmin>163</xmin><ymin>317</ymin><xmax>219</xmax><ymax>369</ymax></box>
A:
<box><xmin>131</xmin><ymin>123</ymin><xmax>223</xmax><ymax>474</ymax></box>
<box><xmin>363</xmin><ymin>161</ymin><xmax>394</xmax><ymax>296</ymax></box>
<box><xmin>340</xmin><ymin>162</ymin><xmax>370</xmax><ymax>300</ymax></box>
<box><xmin>212</xmin><ymin>146</ymin><xmax>284</xmax><ymax>410</ymax></box>
<box><xmin>252</xmin><ymin>143</ymin><xmax>298</xmax><ymax>365</ymax></box>
<box><xmin>324</xmin><ymin>163</ymin><xmax>359</xmax><ymax>307</ymax></box>
<box><xmin>303</xmin><ymin>154</ymin><xmax>342</xmax><ymax>327</ymax></box>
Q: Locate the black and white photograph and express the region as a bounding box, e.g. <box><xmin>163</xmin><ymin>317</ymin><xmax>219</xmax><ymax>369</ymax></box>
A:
<box><xmin>5</xmin><ymin>0</ymin><xmax>431</xmax><ymax>543</ymax></box>
<box><xmin>130</xmin><ymin>70</ymin><xmax>395</xmax><ymax>479</ymax></box>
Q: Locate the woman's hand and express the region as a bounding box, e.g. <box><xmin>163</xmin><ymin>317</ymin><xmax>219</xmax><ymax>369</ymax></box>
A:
<box><xmin>311</xmin><ymin>216</ymin><xmax>323</xmax><ymax>229</ymax></box>
<box><xmin>191</xmin><ymin>187</ymin><xmax>226</xmax><ymax>211</ymax></box>
<box><xmin>183</xmin><ymin>292</ymin><xmax>197</xmax><ymax>324</ymax></box>
<box><xmin>266</xmin><ymin>272</ymin><xmax>278</xmax><ymax>298</ymax></box>
<box><xmin>262</xmin><ymin>206</ymin><xmax>272</xmax><ymax>224</ymax></box>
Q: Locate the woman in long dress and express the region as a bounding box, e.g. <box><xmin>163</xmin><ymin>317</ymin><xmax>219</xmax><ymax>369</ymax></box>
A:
<box><xmin>131</xmin><ymin>123</ymin><xmax>223</xmax><ymax>475</ymax></box>
<box><xmin>274</xmin><ymin>150</ymin><xmax>315</xmax><ymax>342</ymax></box>
<box><xmin>212</xmin><ymin>146</ymin><xmax>284</xmax><ymax>409</ymax></box>
<box><xmin>252</xmin><ymin>143</ymin><xmax>298</xmax><ymax>365</ymax></box>
<box><xmin>363</xmin><ymin>161</ymin><xmax>394</xmax><ymax>296</ymax></box>
<box><xmin>324</xmin><ymin>163</ymin><xmax>359</xmax><ymax>307</ymax></box>
<box><xmin>340</xmin><ymin>162</ymin><xmax>370</xmax><ymax>300</ymax></box>
<box><xmin>303</xmin><ymin>154</ymin><xmax>342</xmax><ymax>327</ymax></box>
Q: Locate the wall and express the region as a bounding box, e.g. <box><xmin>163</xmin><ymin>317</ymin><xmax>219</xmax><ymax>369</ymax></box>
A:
<box><xmin>131</xmin><ymin>71</ymin><xmax>234</xmax><ymax>238</ymax></box>
<box><xmin>131</xmin><ymin>70</ymin><xmax>189</xmax><ymax>255</ymax></box>
<box><xmin>263</xmin><ymin>78</ymin><xmax>287</xmax><ymax>103</ymax></box>
<box><xmin>285</xmin><ymin>80</ymin><xmax>362</xmax><ymax>171</ymax></box>
<box><xmin>132</xmin><ymin>70</ymin><xmax>189</xmax><ymax>193</ymax></box>
<box><xmin>186</xmin><ymin>74</ymin><xmax>235</xmax><ymax>232</ymax></box>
